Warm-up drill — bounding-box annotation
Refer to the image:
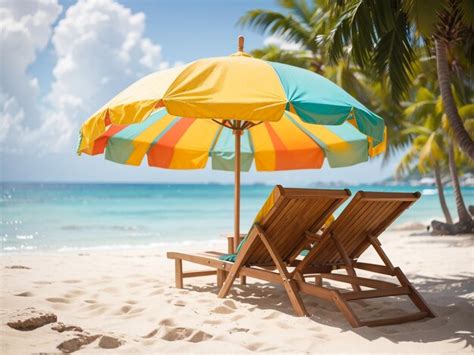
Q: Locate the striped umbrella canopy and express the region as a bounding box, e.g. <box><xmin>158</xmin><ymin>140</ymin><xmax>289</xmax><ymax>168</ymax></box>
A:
<box><xmin>78</xmin><ymin>36</ymin><xmax>386</xmax><ymax>251</ymax></box>
<box><xmin>90</xmin><ymin>108</ymin><xmax>384</xmax><ymax>171</ymax></box>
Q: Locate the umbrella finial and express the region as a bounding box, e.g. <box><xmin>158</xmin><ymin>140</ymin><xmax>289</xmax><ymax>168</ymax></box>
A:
<box><xmin>238</xmin><ymin>35</ymin><xmax>244</xmax><ymax>52</ymax></box>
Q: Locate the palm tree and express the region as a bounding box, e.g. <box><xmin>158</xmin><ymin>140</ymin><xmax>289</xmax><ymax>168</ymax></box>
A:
<box><xmin>396</xmin><ymin>119</ymin><xmax>453</xmax><ymax>225</ymax></box>
<box><xmin>399</xmin><ymin>82</ymin><xmax>473</xmax><ymax>233</ymax></box>
<box><xmin>328</xmin><ymin>0</ymin><xmax>474</xmax><ymax>160</ymax></box>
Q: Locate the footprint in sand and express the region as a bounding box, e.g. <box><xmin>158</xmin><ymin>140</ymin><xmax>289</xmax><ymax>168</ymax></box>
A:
<box><xmin>223</xmin><ymin>300</ymin><xmax>237</xmax><ymax>309</ymax></box>
<box><xmin>246</xmin><ymin>341</ymin><xmax>265</xmax><ymax>351</ymax></box>
<box><xmin>159</xmin><ymin>318</ymin><xmax>175</xmax><ymax>326</ymax></box>
<box><xmin>211</xmin><ymin>306</ymin><xmax>234</xmax><ymax>314</ymax></box>
<box><xmin>128</xmin><ymin>307</ymin><xmax>145</xmax><ymax>315</ymax></box>
<box><xmin>64</xmin><ymin>290</ymin><xmax>85</xmax><ymax>298</ymax></box>
<box><xmin>143</xmin><ymin>328</ymin><xmax>159</xmax><ymax>338</ymax></box>
<box><xmin>34</xmin><ymin>281</ymin><xmax>52</xmax><ymax>285</ymax></box>
<box><xmin>125</xmin><ymin>300</ymin><xmax>137</xmax><ymax>305</ymax></box>
<box><xmin>88</xmin><ymin>306</ymin><xmax>108</xmax><ymax>316</ymax></box>
<box><xmin>46</xmin><ymin>298</ymin><xmax>71</xmax><ymax>304</ymax></box>
<box><xmin>174</xmin><ymin>300</ymin><xmax>186</xmax><ymax>307</ymax></box>
<box><xmin>148</xmin><ymin>289</ymin><xmax>164</xmax><ymax>296</ymax></box>
<box><xmin>159</xmin><ymin>326</ymin><xmax>213</xmax><ymax>343</ymax></box>
<box><xmin>14</xmin><ymin>291</ymin><xmax>34</xmax><ymax>297</ymax></box>
<box><xmin>229</xmin><ymin>327</ymin><xmax>250</xmax><ymax>334</ymax></box>
<box><xmin>83</xmin><ymin>299</ymin><xmax>96</xmax><ymax>304</ymax></box>
<box><xmin>100</xmin><ymin>286</ymin><xmax>119</xmax><ymax>294</ymax></box>
<box><xmin>62</xmin><ymin>280</ymin><xmax>81</xmax><ymax>284</ymax></box>
<box><xmin>203</xmin><ymin>319</ymin><xmax>221</xmax><ymax>325</ymax></box>
<box><xmin>118</xmin><ymin>305</ymin><xmax>132</xmax><ymax>314</ymax></box>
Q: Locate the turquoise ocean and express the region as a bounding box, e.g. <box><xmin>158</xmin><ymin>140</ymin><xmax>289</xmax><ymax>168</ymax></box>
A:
<box><xmin>1</xmin><ymin>183</ymin><xmax>473</xmax><ymax>253</ymax></box>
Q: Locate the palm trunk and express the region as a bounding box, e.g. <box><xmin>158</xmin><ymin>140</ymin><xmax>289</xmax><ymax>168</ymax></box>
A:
<box><xmin>448</xmin><ymin>140</ymin><xmax>471</xmax><ymax>223</ymax></box>
<box><xmin>433</xmin><ymin>161</ymin><xmax>453</xmax><ymax>224</ymax></box>
<box><xmin>435</xmin><ymin>39</ymin><xmax>474</xmax><ymax>161</ymax></box>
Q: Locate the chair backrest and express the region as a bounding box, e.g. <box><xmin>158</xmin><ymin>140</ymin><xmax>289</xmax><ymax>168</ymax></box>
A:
<box><xmin>244</xmin><ymin>185</ymin><xmax>351</xmax><ymax>266</ymax></box>
<box><xmin>296</xmin><ymin>191</ymin><xmax>420</xmax><ymax>271</ymax></box>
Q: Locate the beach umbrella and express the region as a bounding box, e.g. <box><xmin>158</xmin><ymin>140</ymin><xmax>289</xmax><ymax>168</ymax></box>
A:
<box><xmin>78</xmin><ymin>36</ymin><xmax>386</xmax><ymax>251</ymax></box>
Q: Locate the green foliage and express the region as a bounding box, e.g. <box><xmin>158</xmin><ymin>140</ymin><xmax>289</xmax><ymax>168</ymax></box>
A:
<box><xmin>239</xmin><ymin>0</ymin><xmax>473</xmax><ymax>169</ymax></box>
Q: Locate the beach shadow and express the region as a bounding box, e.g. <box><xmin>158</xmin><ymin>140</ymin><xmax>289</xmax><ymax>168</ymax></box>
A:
<box><xmin>187</xmin><ymin>272</ymin><xmax>473</xmax><ymax>348</ymax></box>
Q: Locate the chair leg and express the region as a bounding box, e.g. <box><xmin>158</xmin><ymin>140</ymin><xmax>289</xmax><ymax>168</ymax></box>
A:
<box><xmin>369</xmin><ymin>237</ymin><xmax>435</xmax><ymax>318</ymax></box>
<box><xmin>240</xmin><ymin>276</ymin><xmax>247</xmax><ymax>285</ymax></box>
<box><xmin>330</xmin><ymin>233</ymin><xmax>361</xmax><ymax>292</ymax></box>
<box><xmin>218</xmin><ymin>230</ymin><xmax>259</xmax><ymax>298</ymax></box>
<box><xmin>217</xmin><ymin>269</ymin><xmax>226</xmax><ymax>288</ymax></box>
<box><xmin>255</xmin><ymin>225</ymin><xmax>308</xmax><ymax>317</ymax></box>
<box><xmin>394</xmin><ymin>267</ymin><xmax>435</xmax><ymax>317</ymax></box>
<box><xmin>175</xmin><ymin>259</ymin><xmax>183</xmax><ymax>289</ymax></box>
<box><xmin>331</xmin><ymin>291</ymin><xmax>361</xmax><ymax>327</ymax></box>
<box><xmin>217</xmin><ymin>264</ymin><xmax>240</xmax><ymax>298</ymax></box>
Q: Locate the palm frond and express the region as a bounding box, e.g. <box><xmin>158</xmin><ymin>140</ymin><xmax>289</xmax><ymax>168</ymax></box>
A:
<box><xmin>403</xmin><ymin>101</ymin><xmax>436</xmax><ymax>119</ymax></box>
<box><xmin>239</xmin><ymin>10</ymin><xmax>315</xmax><ymax>52</ymax></box>
<box><xmin>458</xmin><ymin>103</ymin><xmax>474</xmax><ymax>120</ymax></box>
<box><xmin>278</xmin><ymin>0</ymin><xmax>314</xmax><ymax>26</ymax></box>
<box><xmin>396</xmin><ymin>144</ymin><xmax>418</xmax><ymax>177</ymax></box>
<box><xmin>373</xmin><ymin>11</ymin><xmax>416</xmax><ymax>101</ymax></box>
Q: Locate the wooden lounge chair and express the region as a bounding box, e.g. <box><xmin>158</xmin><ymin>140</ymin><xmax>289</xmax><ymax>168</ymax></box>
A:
<box><xmin>219</xmin><ymin>191</ymin><xmax>435</xmax><ymax>327</ymax></box>
<box><xmin>286</xmin><ymin>191</ymin><xmax>436</xmax><ymax>327</ymax></box>
<box><xmin>167</xmin><ymin>185</ymin><xmax>351</xmax><ymax>316</ymax></box>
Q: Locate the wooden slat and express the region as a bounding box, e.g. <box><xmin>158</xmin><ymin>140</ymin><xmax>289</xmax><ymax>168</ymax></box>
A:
<box><xmin>342</xmin><ymin>286</ymin><xmax>410</xmax><ymax>301</ymax></box>
<box><xmin>295</xmin><ymin>280</ymin><xmax>333</xmax><ymax>301</ymax></box>
<box><xmin>331</xmin><ymin>199</ymin><xmax>375</xmax><ymax>262</ymax></box>
<box><xmin>319</xmin><ymin>273</ymin><xmax>399</xmax><ymax>289</ymax></box>
<box><xmin>350</xmin><ymin>201</ymin><xmax>406</xmax><ymax>260</ymax></box>
<box><xmin>182</xmin><ymin>270</ymin><xmax>216</xmax><ymax>278</ymax></box>
<box><xmin>361</xmin><ymin>312</ymin><xmax>428</xmax><ymax>327</ymax></box>
<box><xmin>355</xmin><ymin>191</ymin><xmax>420</xmax><ymax>201</ymax></box>
<box><xmin>283</xmin><ymin>187</ymin><xmax>351</xmax><ymax>198</ymax></box>
<box><xmin>344</xmin><ymin>200</ymin><xmax>396</xmax><ymax>260</ymax></box>
<box><xmin>354</xmin><ymin>262</ymin><xmax>394</xmax><ymax>276</ymax></box>
<box><xmin>168</xmin><ymin>251</ymin><xmax>283</xmax><ymax>284</ymax></box>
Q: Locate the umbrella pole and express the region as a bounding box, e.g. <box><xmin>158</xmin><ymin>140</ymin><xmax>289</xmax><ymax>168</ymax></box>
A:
<box><xmin>233</xmin><ymin>124</ymin><xmax>242</xmax><ymax>253</ymax></box>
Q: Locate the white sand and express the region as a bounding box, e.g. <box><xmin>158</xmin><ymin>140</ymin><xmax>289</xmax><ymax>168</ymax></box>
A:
<box><xmin>1</xmin><ymin>231</ymin><xmax>473</xmax><ymax>354</ymax></box>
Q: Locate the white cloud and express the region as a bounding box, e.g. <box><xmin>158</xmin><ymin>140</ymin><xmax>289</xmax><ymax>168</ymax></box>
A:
<box><xmin>1</xmin><ymin>0</ymin><xmax>171</xmax><ymax>153</ymax></box>
<box><xmin>0</xmin><ymin>0</ymin><xmax>62</xmax><ymax>150</ymax></box>
<box><xmin>47</xmin><ymin>0</ymin><xmax>169</xmax><ymax>140</ymax></box>
<box><xmin>264</xmin><ymin>35</ymin><xmax>303</xmax><ymax>51</ymax></box>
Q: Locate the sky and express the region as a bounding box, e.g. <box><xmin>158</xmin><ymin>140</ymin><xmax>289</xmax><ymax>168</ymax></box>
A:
<box><xmin>0</xmin><ymin>0</ymin><xmax>402</xmax><ymax>184</ymax></box>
